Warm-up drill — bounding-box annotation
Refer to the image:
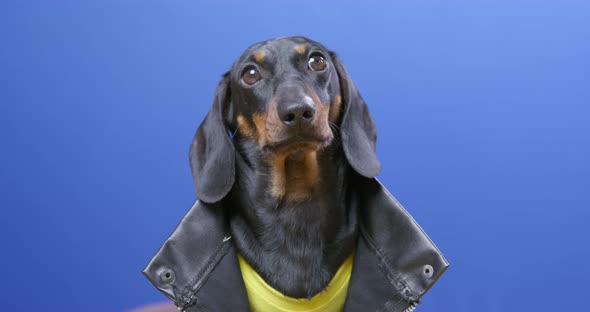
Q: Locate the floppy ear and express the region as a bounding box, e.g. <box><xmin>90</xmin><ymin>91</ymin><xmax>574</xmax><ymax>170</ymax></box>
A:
<box><xmin>332</xmin><ymin>55</ymin><xmax>381</xmax><ymax>178</ymax></box>
<box><xmin>189</xmin><ymin>74</ymin><xmax>235</xmax><ymax>203</ymax></box>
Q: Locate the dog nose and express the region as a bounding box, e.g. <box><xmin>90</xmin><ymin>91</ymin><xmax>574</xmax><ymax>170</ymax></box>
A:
<box><xmin>278</xmin><ymin>100</ymin><xmax>316</xmax><ymax>127</ymax></box>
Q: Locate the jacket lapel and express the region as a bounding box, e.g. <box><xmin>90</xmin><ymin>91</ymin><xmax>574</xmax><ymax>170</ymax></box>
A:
<box><xmin>345</xmin><ymin>178</ymin><xmax>449</xmax><ymax>311</ymax></box>
<box><xmin>142</xmin><ymin>200</ymin><xmax>249</xmax><ymax>311</ymax></box>
<box><xmin>143</xmin><ymin>178</ymin><xmax>448</xmax><ymax>312</ymax></box>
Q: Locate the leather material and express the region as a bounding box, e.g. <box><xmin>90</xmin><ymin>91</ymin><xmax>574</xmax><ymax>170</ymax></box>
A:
<box><xmin>344</xmin><ymin>235</ymin><xmax>402</xmax><ymax>311</ymax></box>
<box><xmin>355</xmin><ymin>179</ymin><xmax>448</xmax><ymax>303</ymax></box>
<box><xmin>143</xmin><ymin>179</ymin><xmax>449</xmax><ymax>311</ymax></box>
<box><xmin>187</xmin><ymin>245</ymin><xmax>249</xmax><ymax>312</ymax></box>
<box><xmin>142</xmin><ymin>201</ymin><xmax>249</xmax><ymax>311</ymax></box>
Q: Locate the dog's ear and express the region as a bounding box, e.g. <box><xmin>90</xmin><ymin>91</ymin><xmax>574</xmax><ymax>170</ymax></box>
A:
<box><xmin>331</xmin><ymin>53</ymin><xmax>381</xmax><ymax>178</ymax></box>
<box><xmin>189</xmin><ymin>73</ymin><xmax>235</xmax><ymax>203</ymax></box>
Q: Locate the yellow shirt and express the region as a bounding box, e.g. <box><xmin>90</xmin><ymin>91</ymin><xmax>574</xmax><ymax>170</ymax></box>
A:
<box><xmin>237</xmin><ymin>254</ymin><xmax>354</xmax><ymax>312</ymax></box>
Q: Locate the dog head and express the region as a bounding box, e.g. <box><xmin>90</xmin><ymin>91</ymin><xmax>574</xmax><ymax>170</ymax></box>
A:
<box><xmin>190</xmin><ymin>36</ymin><xmax>380</xmax><ymax>203</ymax></box>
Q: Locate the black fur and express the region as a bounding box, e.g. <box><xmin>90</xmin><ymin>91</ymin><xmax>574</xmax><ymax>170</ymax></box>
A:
<box><xmin>333</xmin><ymin>55</ymin><xmax>381</xmax><ymax>178</ymax></box>
<box><xmin>228</xmin><ymin>136</ymin><xmax>359</xmax><ymax>298</ymax></box>
<box><xmin>189</xmin><ymin>36</ymin><xmax>380</xmax><ymax>298</ymax></box>
<box><xmin>189</xmin><ymin>73</ymin><xmax>235</xmax><ymax>203</ymax></box>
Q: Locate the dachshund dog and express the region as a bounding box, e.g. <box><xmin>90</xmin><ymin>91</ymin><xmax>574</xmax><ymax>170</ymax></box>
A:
<box><xmin>189</xmin><ymin>36</ymin><xmax>380</xmax><ymax>299</ymax></box>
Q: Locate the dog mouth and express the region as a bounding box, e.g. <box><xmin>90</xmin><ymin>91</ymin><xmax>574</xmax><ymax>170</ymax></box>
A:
<box><xmin>262</xmin><ymin>135</ymin><xmax>333</xmax><ymax>155</ymax></box>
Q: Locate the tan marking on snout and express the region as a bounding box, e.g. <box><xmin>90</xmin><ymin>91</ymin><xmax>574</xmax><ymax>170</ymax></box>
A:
<box><xmin>267</xmin><ymin>90</ymin><xmax>326</xmax><ymax>201</ymax></box>
<box><xmin>236</xmin><ymin>114</ymin><xmax>256</xmax><ymax>138</ymax></box>
<box><xmin>253</xmin><ymin>51</ymin><xmax>266</xmax><ymax>63</ymax></box>
<box><xmin>329</xmin><ymin>95</ymin><xmax>342</xmax><ymax>122</ymax></box>
<box><xmin>294</xmin><ymin>44</ymin><xmax>307</xmax><ymax>55</ymax></box>
<box><xmin>306</xmin><ymin>87</ymin><xmax>334</xmax><ymax>140</ymax></box>
<box><xmin>252</xmin><ymin>112</ymin><xmax>268</xmax><ymax>146</ymax></box>
<box><xmin>250</xmin><ymin>99</ymin><xmax>284</xmax><ymax>147</ymax></box>
<box><xmin>265</xmin><ymin>97</ymin><xmax>286</xmax><ymax>144</ymax></box>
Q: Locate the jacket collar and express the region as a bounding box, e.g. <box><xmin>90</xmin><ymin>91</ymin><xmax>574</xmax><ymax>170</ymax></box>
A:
<box><xmin>143</xmin><ymin>178</ymin><xmax>448</xmax><ymax>311</ymax></box>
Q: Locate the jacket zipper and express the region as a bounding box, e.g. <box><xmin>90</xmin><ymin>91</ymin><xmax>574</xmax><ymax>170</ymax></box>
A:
<box><xmin>402</xmin><ymin>302</ymin><xmax>418</xmax><ymax>312</ymax></box>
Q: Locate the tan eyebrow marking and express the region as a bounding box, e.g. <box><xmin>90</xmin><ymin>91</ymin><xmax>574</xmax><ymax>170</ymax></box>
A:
<box><xmin>253</xmin><ymin>51</ymin><xmax>266</xmax><ymax>63</ymax></box>
<box><xmin>294</xmin><ymin>44</ymin><xmax>307</xmax><ymax>55</ymax></box>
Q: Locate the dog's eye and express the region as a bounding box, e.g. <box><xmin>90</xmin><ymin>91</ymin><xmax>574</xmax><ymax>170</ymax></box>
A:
<box><xmin>308</xmin><ymin>53</ymin><xmax>327</xmax><ymax>71</ymax></box>
<box><xmin>242</xmin><ymin>66</ymin><xmax>262</xmax><ymax>85</ymax></box>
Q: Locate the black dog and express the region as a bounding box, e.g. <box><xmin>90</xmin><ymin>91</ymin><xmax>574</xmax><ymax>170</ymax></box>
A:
<box><xmin>144</xmin><ymin>36</ymin><xmax>447</xmax><ymax>312</ymax></box>
<box><xmin>190</xmin><ymin>36</ymin><xmax>379</xmax><ymax>298</ymax></box>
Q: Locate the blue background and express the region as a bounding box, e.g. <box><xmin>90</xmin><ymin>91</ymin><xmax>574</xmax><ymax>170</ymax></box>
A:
<box><xmin>1</xmin><ymin>1</ymin><xmax>589</xmax><ymax>311</ymax></box>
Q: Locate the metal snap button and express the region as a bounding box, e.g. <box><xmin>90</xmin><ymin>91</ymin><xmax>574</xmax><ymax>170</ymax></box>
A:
<box><xmin>402</xmin><ymin>288</ymin><xmax>413</xmax><ymax>298</ymax></box>
<box><xmin>159</xmin><ymin>268</ymin><xmax>176</xmax><ymax>284</ymax></box>
<box><xmin>423</xmin><ymin>264</ymin><xmax>434</xmax><ymax>278</ymax></box>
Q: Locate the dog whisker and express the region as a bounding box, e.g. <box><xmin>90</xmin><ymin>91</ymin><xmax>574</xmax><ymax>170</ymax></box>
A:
<box><xmin>232</xmin><ymin>125</ymin><xmax>240</xmax><ymax>138</ymax></box>
<box><xmin>328</xmin><ymin>121</ymin><xmax>340</xmax><ymax>131</ymax></box>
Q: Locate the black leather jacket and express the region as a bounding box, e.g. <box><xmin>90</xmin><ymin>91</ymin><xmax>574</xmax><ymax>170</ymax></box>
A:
<box><xmin>143</xmin><ymin>179</ymin><xmax>449</xmax><ymax>312</ymax></box>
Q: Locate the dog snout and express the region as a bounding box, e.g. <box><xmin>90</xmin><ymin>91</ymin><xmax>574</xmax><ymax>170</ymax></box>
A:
<box><xmin>278</xmin><ymin>98</ymin><xmax>316</xmax><ymax>127</ymax></box>
<box><xmin>276</xmin><ymin>83</ymin><xmax>316</xmax><ymax>127</ymax></box>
